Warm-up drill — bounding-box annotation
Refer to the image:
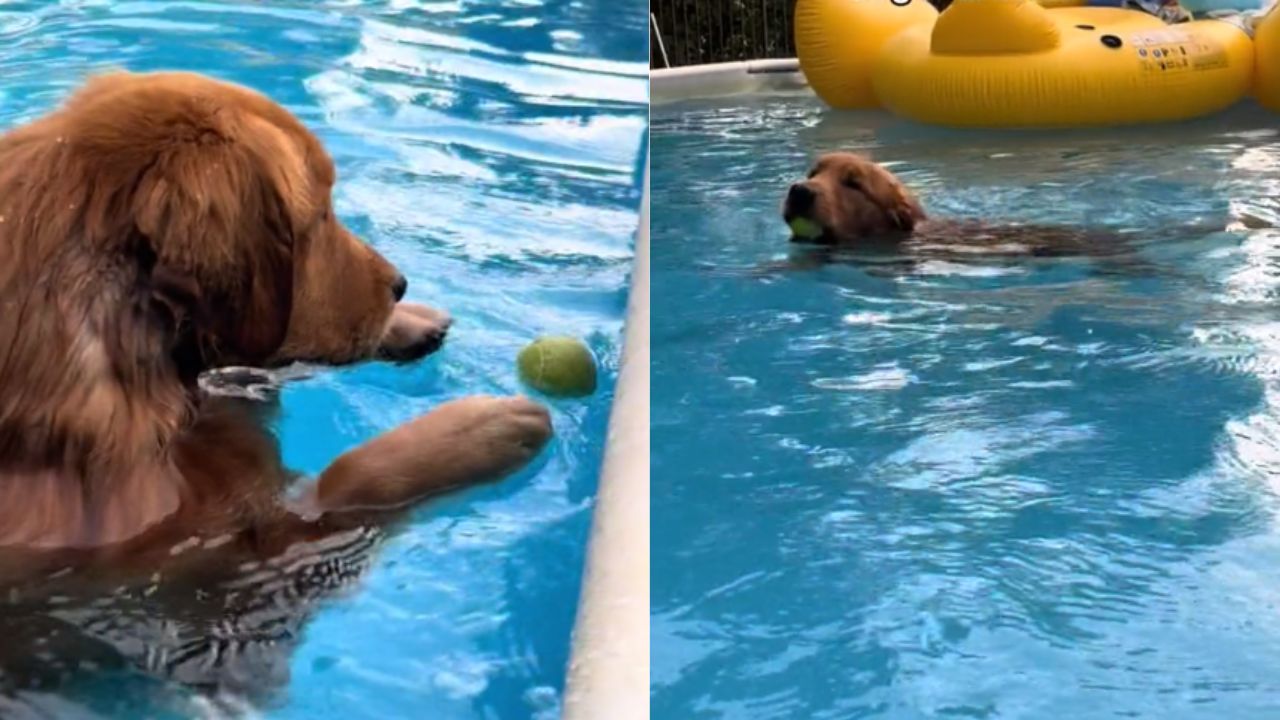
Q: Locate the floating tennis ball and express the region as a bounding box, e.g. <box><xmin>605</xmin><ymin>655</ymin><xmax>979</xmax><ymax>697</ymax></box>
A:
<box><xmin>517</xmin><ymin>336</ymin><xmax>598</xmax><ymax>398</ymax></box>
<box><xmin>788</xmin><ymin>217</ymin><xmax>823</xmax><ymax>239</ymax></box>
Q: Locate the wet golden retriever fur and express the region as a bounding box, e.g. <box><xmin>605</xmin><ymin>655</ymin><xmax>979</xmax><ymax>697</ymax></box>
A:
<box><xmin>782</xmin><ymin>152</ymin><xmax>926</xmax><ymax>244</ymax></box>
<box><xmin>777</xmin><ymin>151</ymin><xmax>1182</xmax><ymax>276</ymax></box>
<box><xmin>0</xmin><ymin>72</ymin><xmax>551</xmax><ymax>565</ymax></box>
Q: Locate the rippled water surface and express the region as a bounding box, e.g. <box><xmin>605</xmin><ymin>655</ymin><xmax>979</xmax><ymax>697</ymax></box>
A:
<box><xmin>0</xmin><ymin>1</ymin><xmax>645</xmax><ymax>718</ymax></box>
<box><xmin>653</xmin><ymin>95</ymin><xmax>1280</xmax><ymax>719</ymax></box>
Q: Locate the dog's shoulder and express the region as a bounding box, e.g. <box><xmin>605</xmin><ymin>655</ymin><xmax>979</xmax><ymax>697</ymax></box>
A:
<box><xmin>907</xmin><ymin>218</ymin><xmax>1130</xmax><ymax>257</ymax></box>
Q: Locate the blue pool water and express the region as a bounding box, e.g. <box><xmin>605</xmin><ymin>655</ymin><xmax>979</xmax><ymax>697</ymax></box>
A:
<box><xmin>0</xmin><ymin>1</ymin><xmax>645</xmax><ymax>718</ymax></box>
<box><xmin>653</xmin><ymin>95</ymin><xmax>1280</xmax><ymax>719</ymax></box>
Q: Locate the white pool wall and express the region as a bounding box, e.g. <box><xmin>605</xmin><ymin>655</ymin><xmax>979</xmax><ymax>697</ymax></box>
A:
<box><xmin>561</xmin><ymin>146</ymin><xmax>650</xmax><ymax>719</ymax></box>
<box><xmin>651</xmin><ymin>58</ymin><xmax>808</xmax><ymax>105</ymax></box>
<box><xmin>560</xmin><ymin>58</ymin><xmax>804</xmax><ymax>715</ymax></box>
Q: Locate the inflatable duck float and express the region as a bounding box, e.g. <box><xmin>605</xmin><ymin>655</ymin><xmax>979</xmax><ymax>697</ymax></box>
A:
<box><xmin>796</xmin><ymin>0</ymin><xmax>1280</xmax><ymax>127</ymax></box>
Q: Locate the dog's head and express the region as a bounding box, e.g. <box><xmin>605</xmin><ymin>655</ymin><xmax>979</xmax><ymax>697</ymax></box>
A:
<box><xmin>781</xmin><ymin>152</ymin><xmax>925</xmax><ymax>245</ymax></box>
<box><xmin>28</xmin><ymin>72</ymin><xmax>445</xmax><ymax>379</ymax></box>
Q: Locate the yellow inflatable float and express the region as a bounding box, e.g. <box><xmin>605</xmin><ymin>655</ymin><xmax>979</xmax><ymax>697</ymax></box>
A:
<box><xmin>795</xmin><ymin>0</ymin><xmax>1274</xmax><ymax>127</ymax></box>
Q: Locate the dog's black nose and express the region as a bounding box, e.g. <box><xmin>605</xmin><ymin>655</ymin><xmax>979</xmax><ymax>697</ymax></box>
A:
<box><xmin>391</xmin><ymin>273</ymin><xmax>408</xmax><ymax>302</ymax></box>
<box><xmin>787</xmin><ymin>183</ymin><xmax>816</xmax><ymax>211</ymax></box>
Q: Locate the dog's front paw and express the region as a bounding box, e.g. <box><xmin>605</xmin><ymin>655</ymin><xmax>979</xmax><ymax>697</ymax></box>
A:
<box><xmin>378</xmin><ymin>303</ymin><xmax>452</xmax><ymax>362</ymax></box>
<box><xmin>442</xmin><ymin>395</ymin><xmax>553</xmax><ymax>470</ymax></box>
<box><xmin>316</xmin><ymin>395</ymin><xmax>553</xmax><ymax>513</ymax></box>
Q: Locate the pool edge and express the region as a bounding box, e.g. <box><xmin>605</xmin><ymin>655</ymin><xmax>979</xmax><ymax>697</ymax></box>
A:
<box><xmin>561</xmin><ymin>145</ymin><xmax>650</xmax><ymax>719</ymax></box>
<box><xmin>651</xmin><ymin>58</ymin><xmax>809</xmax><ymax>106</ymax></box>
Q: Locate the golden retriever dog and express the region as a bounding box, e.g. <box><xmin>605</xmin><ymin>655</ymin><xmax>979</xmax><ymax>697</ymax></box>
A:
<box><xmin>0</xmin><ymin>71</ymin><xmax>552</xmax><ymax>699</ymax></box>
<box><xmin>778</xmin><ymin>151</ymin><xmax>1180</xmax><ymax>275</ymax></box>
<box><xmin>783</xmin><ymin>151</ymin><xmax>926</xmax><ymax>244</ymax></box>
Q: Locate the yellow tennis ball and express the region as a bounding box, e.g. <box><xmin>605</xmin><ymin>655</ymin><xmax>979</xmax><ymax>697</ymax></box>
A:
<box><xmin>517</xmin><ymin>336</ymin><xmax>598</xmax><ymax>398</ymax></box>
<box><xmin>789</xmin><ymin>217</ymin><xmax>823</xmax><ymax>239</ymax></box>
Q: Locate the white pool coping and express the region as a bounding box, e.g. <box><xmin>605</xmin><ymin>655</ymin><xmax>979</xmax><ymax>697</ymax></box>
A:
<box><xmin>561</xmin><ymin>145</ymin><xmax>650</xmax><ymax>719</ymax></box>
<box><xmin>651</xmin><ymin>58</ymin><xmax>808</xmax><ymax>105</ymax></box>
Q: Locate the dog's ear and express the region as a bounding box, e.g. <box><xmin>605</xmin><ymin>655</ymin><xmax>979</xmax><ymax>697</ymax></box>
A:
<box><xmin>882</xmin><ymin>178</ymin><xmax>925</xmax><ymax>233</ymax></box>
<box><xmin>125</xmin><ymin>109</ymin><xmax>308</xmax><ymax>364</ymax></box>
<box><xmin>865</xmin><ymin>169</ymin><xmax>926</xmax><ymax>230</ymax></box>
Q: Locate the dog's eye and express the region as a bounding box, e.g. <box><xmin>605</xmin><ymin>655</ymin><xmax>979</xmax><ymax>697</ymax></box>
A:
<box><xmin>806</xmin><ymin>169</ymin><xmax>818</xmax><ymax>179</ymax></box>
<box><xmin>842</xmin><ymin>176</ymin><xmax>862</xmax><ymax>190</ymax></box>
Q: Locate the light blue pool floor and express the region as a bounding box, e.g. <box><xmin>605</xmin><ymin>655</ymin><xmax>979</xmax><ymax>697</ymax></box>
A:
<box><xmin>653</xmin><ymin>96</ymin><xmax>1280</xmax><ymax>719</ymax></box>
<box><xmin>0</xmin><ymin>1</ymin><xmax>647</xmax><ymax>718</ymax></box>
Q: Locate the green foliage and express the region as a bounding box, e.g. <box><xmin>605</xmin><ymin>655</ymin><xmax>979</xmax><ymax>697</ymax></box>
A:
<box><xmin>651</xmin><ymin>0</ymin><xmax>796</xmax><ymax>67</ymax></box>
<box><xmin>651</xmin><ymin>0</ymin><xmax>950</xmax><ymax>67</ymax></box>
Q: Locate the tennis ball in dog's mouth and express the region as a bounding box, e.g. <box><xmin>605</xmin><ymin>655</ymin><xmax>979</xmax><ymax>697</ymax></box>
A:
<box><xmin>517</xmin><ymin>336</ymin><xmax>598</xmax><ymax>398</ymax></box>
<box><xmin>788</xmin><ymin>217</ymin><xmax>823</xmax><ymax>239</ymax></box>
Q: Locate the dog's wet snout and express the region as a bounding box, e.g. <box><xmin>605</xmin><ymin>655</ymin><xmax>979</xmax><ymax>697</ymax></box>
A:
<box><xmin>391</xmin><ymin>273</ymin><xmax>408</xmax><ymax>303</ymax></box>
<box><xmin>787</xmin><ymin>183</ymin><xmax>816</xmax><ymax>212</ymax></box>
